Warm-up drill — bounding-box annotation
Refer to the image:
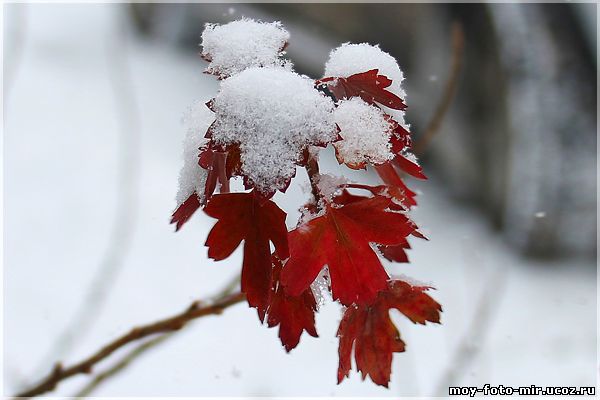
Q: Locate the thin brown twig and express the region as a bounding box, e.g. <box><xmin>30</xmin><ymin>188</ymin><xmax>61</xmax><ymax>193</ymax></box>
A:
<box><xmin>72</xmin><ymin>273</ymin><xmax>242</xmax><ymax>398</ymax></box>
<box><xmin>15</xmin><ymin>292</ymin><xmax>246</xmax><ymax>398</ymax></box>
<box><xmin>413</xmin><ymin>22</ymin><xmax>465</xmax><ymax>156</ymax></box>
<box><xmin>73</xmin><ymin>334</ymin><xmax>172</xmax><ymax>398</ymax></box>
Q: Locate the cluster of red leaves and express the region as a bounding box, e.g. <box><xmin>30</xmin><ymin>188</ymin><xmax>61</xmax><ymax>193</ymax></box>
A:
<box><xmin>171</xmin><ymin>67</ymin><xmax>441</xmax><ymax>387</ymax></box>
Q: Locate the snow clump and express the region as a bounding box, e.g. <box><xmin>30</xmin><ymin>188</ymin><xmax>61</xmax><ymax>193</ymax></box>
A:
<box><xmin>210</xmin><ymin>67</ymin><xmax>337</xmax><ymax>193</ymax></box>
<box><xmin>333</xmin><ymin>98</ymin><xmax>394</xmax><ymax>167</ymax></box>
<box><xmin>201</xmin><ymin>18</ymin><xmax>290</xmax><ymax>78</ymax></box>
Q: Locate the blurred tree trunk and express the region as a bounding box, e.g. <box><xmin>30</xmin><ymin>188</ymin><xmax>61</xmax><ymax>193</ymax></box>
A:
<box><xmin>487</xmin><ymin>3</ymin><xmax>596</xmax><ymax>258</ymax></box>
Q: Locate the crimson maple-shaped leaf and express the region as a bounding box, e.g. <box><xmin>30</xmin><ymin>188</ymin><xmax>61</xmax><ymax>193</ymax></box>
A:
<box><xmin>318</xmin><ymin>69</ymin><xmax>406</xmax><ymax>110</ymax></box>
<box><xmin>394</xmin><ymin>154</ymin><xmax>426</xmax><ymax>180</ymax></box>
<box><xmin>204</xmin><ymin>192</ymin><xmax>289</xmax><ymax>320</ymax></box>
<box><xmin>336</xmin><ymin>184</ymin><xmax>425</xmax><ymax>263</ymax></box>
<box><xmin>267</xmin><ymin>256</ymin><xmax>318</xmax><ymax>352</ymax></box>
<box><xmin>337</xmin><ymin>280</ymin><xmax>441</xmax><ymax>387</ymax></box>
<box><xmin>281</xmin><ymin>195</ymin><xmax>414</xmax><ymax>305</ymax></box>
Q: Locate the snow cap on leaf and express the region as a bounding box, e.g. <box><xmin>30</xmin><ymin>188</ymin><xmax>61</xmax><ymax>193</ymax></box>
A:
<box><xmin>201</xmin><ymin>18</ymin><xmax>290</xmax><ymax>78</ymax></box>
<box><xmin>324</xmin><ymin>43</ymin><xmax>408</xmax><ymax>126</ymax></box>
<box><xmin>211</xmin><ymin>67</ymin><xmax>337</xmax><ymax>195</ymax></box>
<box><xmin>324</xmin><ymin>43</ymin><xmax>406</xmax><ymax>100</ymax></box>
<box><xmin>334</xmin><ymin>98</ymin><xmax>394</xmax><ymax>169</ymax></box>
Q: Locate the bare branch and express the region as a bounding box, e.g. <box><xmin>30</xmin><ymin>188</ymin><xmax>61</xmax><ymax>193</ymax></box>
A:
<box><xmin>72</xmin><ymin>273</ymin><xmax>242</xmax><ymax>398</ymax></box>
<box><xmin>15</xmin><ymin>292</ymin><xmax>246</xmax><ymax>398</ymax></box>
<box><xmin>413</xmin><ymin>22</ymin><xmax>465</xmax><ymax>156</ymax></box>
<box><xmin>73</xmin><ymin>334</ymin><xmax>172</xmax><ymax>398</ymax></box>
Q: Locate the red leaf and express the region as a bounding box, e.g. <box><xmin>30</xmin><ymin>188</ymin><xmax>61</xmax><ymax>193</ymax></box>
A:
<box><xmin>385</xmin><ymin>116</ymin><xmax>427</xmax><ymax>180</ymax></box>
<box><xmin>337</xmin><ymin>280</ymin><xmax>441</xmax><ymax>387</ymax></box>
<box><xmin>379</xmin><ymin>228</ymin><xmax>429</xmax><ymax>263</ymax></box>
<box><xmin>267</xmin><ymin>257</ymin><xmax>318</xmax><ymax>352</ymax></box>
<box><xmin>205</xmin><ymin>192</ymin><xmax>289</xmax><ymax>320</ymax></box>
<box><xmin>394</xmin><ymin>153</ymin><xmax>427</xmax><ymax>180</ymax></box>
<box><xmin>378</xmin><ymin>238</ymin><xmax>411</xmax><ymax>263</ymax></box>
<box><xmin>319</xmin><ymin>69</ymin><xmax>406</xmax><ymax>110</ymax></box>
<box><xmin>343</xmin><ymin>183</ymin><xmax>413</xmax><ymax>212</ymax></box>
<box><xmin>374</xmin><ymin>163</ymin><xmax>418</xmax><ymax>208</ymax></box>
<box><xmin>170</xmin><ymin>193</ymin><xmax>201</xmax><ymax>231</ymax></box>
<box><xmin>281</xmin><ymin>195</ymin><xmax>414</xmax><ymax>305</ymax></box>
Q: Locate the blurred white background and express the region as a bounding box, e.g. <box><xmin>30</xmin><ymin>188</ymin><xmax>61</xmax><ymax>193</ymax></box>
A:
<box><xmin>3</xmin><ymin>3</ymin><xmax>597</xmax><ymax>397</ymax></box>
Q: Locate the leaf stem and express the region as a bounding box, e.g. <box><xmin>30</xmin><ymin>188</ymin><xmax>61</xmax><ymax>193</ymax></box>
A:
<box><xmin>305</xmin><ymin>151</ymin><xmax>322</xmax><ymax>206</ymax></box>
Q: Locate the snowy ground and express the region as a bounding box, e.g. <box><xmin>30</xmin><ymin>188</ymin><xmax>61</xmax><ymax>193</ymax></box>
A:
<box><xmin>3</xmin><ymin>4</ymin><xmax>597</xmax><ymax>397</ymax></box>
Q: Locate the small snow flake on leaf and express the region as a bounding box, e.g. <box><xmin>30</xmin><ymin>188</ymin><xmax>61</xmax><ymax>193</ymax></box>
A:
<box><xmin>387</xmin><ymin>114</ymin><xmax>412</xmax><ymax>151</ymax></box>
<box><xmin>374</xmin><ymin>163</ymin><xmax>419</xmax><ymax>208</ymax></box>
<box><xmin>266</xmin><ymin>256</ymin><xmax>318</xmax><ymax>352</ymax></box>
<box><xmin>386</xmin><ymin>115</ymin><xmax>427</xmax><ymax>180</ymax></box>
<box><xmin>204</xmin><ymin>192</ymin><xmax>289</xmax><ymax>320</ymax></box>
<box><xmin>281</xmin><ymin>194</ymin><xmax>415</xmax><ymax>306</ymax></box>
<box><xmin>337</xmin><ymin>280</ymin><xmax>441</xmax><ymax>387</ymax></box>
